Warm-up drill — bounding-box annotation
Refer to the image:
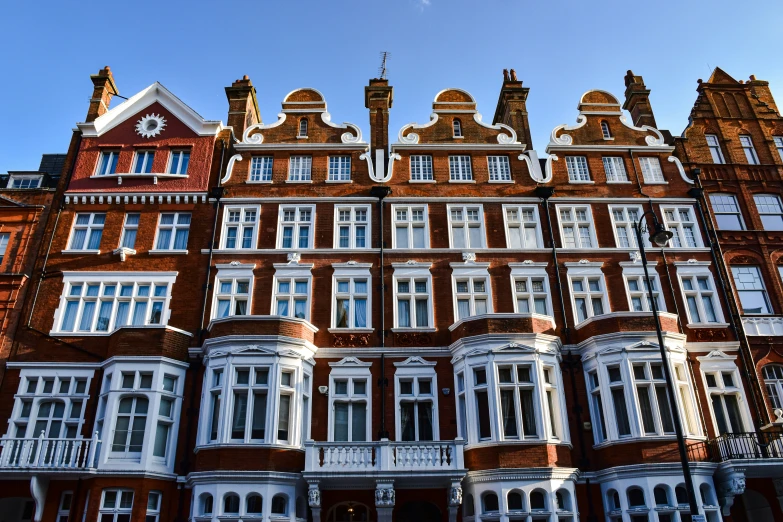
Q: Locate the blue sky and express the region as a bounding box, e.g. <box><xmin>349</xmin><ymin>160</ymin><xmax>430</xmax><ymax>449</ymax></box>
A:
<box><xmin>1</xmin><ymin>0</ymin><xmax>782</xmax><ymax>173</ymax></box>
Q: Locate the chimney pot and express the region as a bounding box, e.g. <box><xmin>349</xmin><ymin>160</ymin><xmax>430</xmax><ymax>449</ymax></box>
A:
<box><xmin>510</xmin><ymin>69</ymin><xmax>517</xmax><ymax>81</ymax></box>
<box><xmin>243</xmin><ymin>75</ymin><xmax>249</xmax><ymax>80</ymax></box>
<box><xmin>503</xmin><ymin>69</ymin><xmax>509</xmax><ymax>82</ymax></box>
<box><xmin>750</xmin><ymin>74</ymin><xmax>757</xmax><ymax>81</ymax></box>
<box><xmin>85</xmin><ymin>65</ymin><xmax>118</xmax><ymax>122</ymax></box>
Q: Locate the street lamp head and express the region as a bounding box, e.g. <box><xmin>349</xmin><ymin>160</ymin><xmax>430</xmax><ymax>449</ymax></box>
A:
<box><xmin>649</xmin><ymin>223</ymin><xmax>674</xmax><ymax>247</ymax></box>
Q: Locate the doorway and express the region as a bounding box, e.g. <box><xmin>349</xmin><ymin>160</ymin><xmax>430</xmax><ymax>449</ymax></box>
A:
<box><xmin>397</xmin><ymin>501</ymin><xmax>442</xmax><ymax>522</ymax></box>
<box><xmin>0</xmin><ymin>498</ymin><xmax>35</xmax><ymax>522</ymax></box>
<box><xmin>326</xmin><ymin>502</ymin><xmax>372</xmax><ymax>522</ymax></box>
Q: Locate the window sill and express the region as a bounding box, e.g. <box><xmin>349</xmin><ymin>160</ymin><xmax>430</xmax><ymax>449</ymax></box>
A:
<box><xmin>686</xmin><ymin>322</ymin><xmax>730</xmax><ymax>329</ymax></box>
<box><xmin>603</xmin><ymin>137</ymin><xmax>616</xmax><ymax>141</ymax></box>
<box><xmin>325</xmin><ymin>179</ymin><xmax>353</xmax><ymax>183</ymax></box>
<box><xmin>390</xmin><ymin>327</ymin><xmax>436</xmax><ymax>333</ymax></box>
<box><xmin>285</xmin><ymin>180</ymin><xmax>313</xmax><ymax>184</ymax></box>
<box><xmin>453</xmin><ymin>136</ymin><xmax>465</xmax><ymax>139</ymax></box>
<box><xmin>643</xmin><ymin>181</ymin><xmax>669</xmax><ymax>185</ymax></box>
<box><xmin>568</xmin><ymin>180</ymin><xmax>595</xmax><ymax>184</ymax></box>
<box><xmin>246</xmin><ymin>179</ymin><xmax>273</xmax><ymax>184</ymax></box>
<box><xmin>448</xmin><ymin>179</ymin><xmax>476</xmax><ymax>184</ymax></box>
<box><xmin>296</xmin><ymin>135</ymin><xmax>309</xmax><ymax>139</ymax></box>
<box><xmin>328</xmin><ymin>328</ymin><xmax>374</xmax><ymax>334</ymax></box>
<box><xmin>61</xmin><ymin>249</ymin><xmax>101</xmax><ymax>254</ymax></box>
<box><xmin>606</xmin><ymin>180</ymin><xmax>633</xmax><ymax>184</ymax></box>
<box><xmin>488</xmin><ymin>179</ymin><xmax>514</xmax><ymax>184</ymax></box>
<box><xmin>592</xmin><ymin>434</ymin><xmax>706</xmax><ymax>449</ymax></box>
<box><xmin>408</xmin><ymin>179</ymin><xmax>436</xmax><ymax>183</ymax></box>
<box><xmin>149</xmin><ymin>249</ymin><xmax>188</xmax><ymax>255</ymax></box>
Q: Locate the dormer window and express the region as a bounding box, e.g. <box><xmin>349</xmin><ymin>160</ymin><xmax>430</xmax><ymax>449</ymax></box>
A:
<box><xmin>96</xmin><ymin>150</ymin><xmax>120</xmax><ymax>175</ymax></box>
<box><xmin>601</xmin><ymin>121</ymin><xmax>612</xmax><ymax>139</ymax></box>
<box><xmin>453</xmin><ymin>119</ymin><xmax>463</xmax><ymax>138</ymax></box>
<box><xmin>298</xmin><ymin>118</ymin><xmax>308</xmax><ymax>138</ymax></box>
<box><xmin>8</xmin><ymin>175</ymin><xmax>42</xmax><ymax>189</ymax></box>
<box><xmin>133</xmin><ymin>151</ymin><xmax>155</xmax><ymax>174</ymax></box>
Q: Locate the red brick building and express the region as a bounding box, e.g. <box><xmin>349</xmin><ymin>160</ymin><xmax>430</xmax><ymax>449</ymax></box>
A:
<box><xmin>0</xmin><ymin>65</ymin><xmax>781</xmax><ymax>522</ymax></box>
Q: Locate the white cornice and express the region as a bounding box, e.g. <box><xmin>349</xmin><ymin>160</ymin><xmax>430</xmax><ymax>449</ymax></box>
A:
<box><xmin>64</xmin><ymin>193</ymin><xmax>208</xmax><ymax>205</ymax></box>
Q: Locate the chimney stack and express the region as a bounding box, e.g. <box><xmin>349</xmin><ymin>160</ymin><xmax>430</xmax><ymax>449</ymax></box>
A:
<box><xmin>492</xmin><ymin>69</ymin><xmax>532</xmax><ymax>147</ymax></box>
<box><xmin>86</xmin><ymin>66</ymin><xmax>118</xmax><ymax>123</ymax></box>
<box><xmin>225</xmin><ymin>75</ymin><xmax>261</xmax><ymax>138</ymax></box>
<box><xmin>623</xmin><ymin>70</ymin><xmax>657</xmax><ymax>128</ymax></box>
<box><xmin>365</xmin><ymin>78</ymin><xmax>393</xmax><ymax>174</ymax></box>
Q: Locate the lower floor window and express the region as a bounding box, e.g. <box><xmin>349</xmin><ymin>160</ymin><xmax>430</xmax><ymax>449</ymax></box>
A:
<box><xmin>99</xmin><ymin>489</ymin><xmax>134</xmax><ymax>522</ymax></box>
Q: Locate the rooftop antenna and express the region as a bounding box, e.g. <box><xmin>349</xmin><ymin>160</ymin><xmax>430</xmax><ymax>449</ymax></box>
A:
<box><xmin>378</xmin><ymin>52</ymin><xmax>390</xmax><ymax>80</ymax></box>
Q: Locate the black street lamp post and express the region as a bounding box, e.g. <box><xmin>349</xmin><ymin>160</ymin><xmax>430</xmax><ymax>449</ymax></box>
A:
<box><xmin>634</xmin><ymin>210</ymin><xmax>701</xmax><ymax>518</ymax></box>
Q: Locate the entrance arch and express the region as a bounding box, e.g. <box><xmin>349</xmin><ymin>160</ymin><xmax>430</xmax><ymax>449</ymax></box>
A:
<box><xmin>326</xmin><ymin>501</ymin><xmax>372</xmax><ymax>522</ymax></box>
<box><xmin>738</xmin><ymin>488</ymin><xmax>774</xmax><ymax>522</ymax></box>
<box><xmin>397</xmin><ymin>501</ymin><xmax>442</xmax><ymax>522</ymax></box>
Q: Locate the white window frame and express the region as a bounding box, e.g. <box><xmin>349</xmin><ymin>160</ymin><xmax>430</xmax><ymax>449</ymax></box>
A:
<box><xmin>220</xmin><ymin>205</ymin><xmax>260</xmax><ymax>250</ymax></box>
<box><xmin>661</xmin><ymin>206</ymin><xmax>702</xmax><ymax>248</ymax></box>
<box><xmin>99</xmin><ymin>489</ymin><xmax>134</xmax><ymax>522</ymax></box>
<box><xmin>146</xmin><ymin>492</ymin><xmax>162</xmax><ymax>522</ymax></box>
<box><xmin>775</xmin><ymin>136</ymin><xmax>783</xmax><ymax>162</ymax></box>
<box><xmin>249</xmin><ymin>156</ymin><xmax>273</xmax><ymax>183</ymax></box>
<box><xmin>447</xmin><ymin>204</ymin><xmax>486</xmax><ymax>249</ymax></box>
<box><xmin>709</xmin><ymin>194</ymin><xmax>745</xmax><ymax>230</ymax></box>
<box><xmin>51</xmin><ymin>272</ymin><xmax>176</xmax><ymax>335</ymax></box>
<box><xmin>0</xmin><ymin>233</ymin><xmax>7</xmax><ymax>266</ymax></box>
<box><xmin>132</xmin><ymin>150</ymin><xmax>156</xmax><ymax>174</ymax></box>
<box><xmin>609</xmin><ymin>205</ymin><xmax>647</xmax><ymax>249</ymax></box>
<box><xmin>57</xmin><ymin>491</ymin><xmax>73</xmax><ymax>522</ymax></box>
<box><xmin>394</xmin><ymin>358</ymin><xmax>440</xmax><ymax>442</ymax></box>
<box><xmin>565</xmin><ymin>156</ymin><xmax>591</xmax><ymax>182</ymax></box>
<box><xmin>487</xmin><ymin>155</ymin><xmax>512</xmax><ymax>182</ymax></box>
<box><xmin>451</xmin><ymin>263</ymin><xmax>493</xmax><ymax>323</ymax></box>
<box><xmin>271</xmin><ymin>262</ymin><xmax>314</xmax><ymax>321</ymax></box>
<box><xmin>509</xmin><ymin>262</ymin><xmax>553</xmax><ymax>319</ymax></box>
<box><xmin>449</xmin><ymin>155</ymin><xmax>473</xmax><ymax>181</ymax></box>
<box><xmin>706</xmin><ymin>134</ymin><xmax>725</xmax><ymax>164</ymax></box>
<box><xmin>602</xmin><ymin>157</ymin><xmax>628</xmax><ymax>183</ymax></box>
<box><xmin>601</xmin><ymin>121</ymin><xmax>612</xmax><ymax>139</ymax></box>
<box><xmin>277</xmin><ymin>205</ymin><xmax>315</xmax><ymax>249</ymax></box>
<box><xmin>327</xmin><ymin>358</ymin><xmax>372</xmax><ymax>442</ymax></box>
<box><xmin>331</xmin><ymin>263</ymin><xmax>373</xmax><ymax>331</ymax></box>
<box><xmin>566</xmin><ymin>262</ymin><xmax>609</xmax><ymax>325</ymax></box>
<box><xmin>453</xmin><ymin>119</ymin><xmax>463</xmax><ymax>138</ymax></box>
<box><xmin>153</xmin><ymin>212</ymin><xmax>191</xmax><ymax>252</ymax></box>
<box><xmin>675</xmin><ymin>261</ymin><xmax>725</xmax><ymax>326</ymax></box>
<box><xmin>8</xmin><ymin>174</ymin><xmax>43</xmax><ymax>189</ymax></box>
<box><xmin>66</xmin><ymin>212</ymin><xmax>105</xmax><ymax>252</ymax></box>
<box><xmin>211</xmin><ymin>264</ymin><xmax>255</xmax><ymax>320</ymax></box>
<box><xmin>638</xmin><ymin>157</ymin><xmax>666</xmax><ymax>183</ymax></box>
<box><xmin>739</xmin><ymin>135</ymin><xmax>760</xmax><ymax>165</ymax></box>
<box><xmin>410</xmin><ymin>155</ymin><xmax>434</xmax><ymax>182</ymax></box>
<box><xmin>287</xmin><ymin>155</ymin><xmax>312</xmax><ymax>182</ymax></box>
<box><xmin>391</xmin><ymin>204</ymin><xmax>429</xmax><ymax>249</ymax></box>
<box><xmin>763</xmin><ymin>365</ymin><xmax>783</xmax><ymax>410</ymax></box>
<box><xmin>754</xmin><ymin>194</ymin><xmax>783</xmax><ymax>231</ymax></box>
<box><xmin>333</xmin><ymin>205</ymin><xmax>371</xmax><ymax>249</ymax></box>
<box><xmin>298</xmin><ymin>118</ymin><xmax>308</xmax><ymax>138</ymax></box>
<box><xmin>328</xmin><ymin>156</ymin><xmax>352</xmax><ymax>182</ymax></box>
<box><xmin>95</xmin><ymin>150</ymin><xmax>120</xmax><ymax>176</ymax></box>
<box><xmin>167</xmin><ymin>150</ymin><xmax>190</xmax><ymax>175</ymax></box>
<box><xmin>731</xmin><ymin>265</ymin><xmax>772</xmax><ymax>315</ymax></box>
<box><xmin>119</xmin><ymin>213</ymin><xmax>139</xmax><ymax>250</ymax></box>
<box><xmin>557</xmin><ymin>205</ymin><xmax>597</xmax><ymax>249</ymax></box>
<box><xmin>621</xmin><ymin>262</ymin><xmax>666</xmax><ymax>313</ymax></box>
<box><xmin>503</xmin><ymin>205</ymin><xmax>542</xmax><ymax>249</ymax></box>
<box><xmin>698</xmin><ymin>353</ymin><xmax>752</xmax><ymax>435</ymax></box>
<box><xmin>392</xmin><ymin>262</ymin><xmax>434</xmax><ymax>330</ymax></box>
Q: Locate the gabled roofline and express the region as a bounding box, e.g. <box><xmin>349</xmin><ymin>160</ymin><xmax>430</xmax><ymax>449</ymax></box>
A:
<box><xmin>76</xmin><ymin>82</ymin><xmax>224</xmax><ymax>138</ymax></box>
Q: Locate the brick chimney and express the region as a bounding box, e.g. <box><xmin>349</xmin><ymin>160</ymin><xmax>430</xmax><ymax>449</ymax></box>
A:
<box><xmin>364</xmin><ymin>78</ymin><xmax>393</xmax><ymax>174</ymax></box>
<box><xmin>86</xmin><ymin>66</ymin><xmax>118</xmax><ymax>122</ymax></box>
<box><xmin>225</xmin><ymin>75</ymin><xmax>261</xmax><ymax>137</ymax></box>
<box><xmin>492</xmin><ymin>69</ymin><xmax>533</xmax><ymax>147</ymax></box>
<box><xmin>623</xmin><ymin>70</ymin><xmax>657</xmax><ymax>128</ymax></box>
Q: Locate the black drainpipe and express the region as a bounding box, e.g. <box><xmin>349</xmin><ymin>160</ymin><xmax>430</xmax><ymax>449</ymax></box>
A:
<box><xmin>535</xmin><ymin>185</ymin><xmax>595</xmax><ymax>521</ymax></box>
<box><xmin>688</xmin><ymin>173</ymin><xmax>768</xmax><ymax>428</ymax></box>
<box><xmin>371</xmin><ymin>185</ymin><xmax>391</xmax><ymax>440</ymax></box>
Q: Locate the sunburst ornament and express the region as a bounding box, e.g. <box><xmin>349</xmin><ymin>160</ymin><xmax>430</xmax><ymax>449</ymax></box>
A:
<box><xmin>135</xmin><ymin>114</ymin><xmax>167</xmax><ymax>138</ymax></box>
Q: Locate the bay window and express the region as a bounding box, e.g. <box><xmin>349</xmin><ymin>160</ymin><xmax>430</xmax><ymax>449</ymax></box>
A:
<box><xmin>230</xmin><ymin>367</ymin><xmax>270</xmax><ymax>442</ymax></box>
<box><xmin>497</xmin><ymin>364</ymin><xmax>538</xmax><ymax>439</ymax></box>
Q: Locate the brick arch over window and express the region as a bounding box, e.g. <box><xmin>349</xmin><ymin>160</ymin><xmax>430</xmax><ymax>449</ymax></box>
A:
<box><xmin>723</xmin><ymin>249</ymin><xmax>765</xmax><ymax>265</ymax></box>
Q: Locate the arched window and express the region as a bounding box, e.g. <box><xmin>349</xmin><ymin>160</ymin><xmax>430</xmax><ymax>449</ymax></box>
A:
<box><xmin>246</xmin><ymin>494</ymin><xmax>262</xmax><ymax>515</ymax></box>
<box><xmin>299</xmin><ymin>118</ymin><xmax>308</xmax><ymax>137</ymax></box>
<box><xmin>464</xmin><ymin>494</ymin><xmax>474</xmax><ymax>516</ymax></box>
<box><xmin>675</xmin><ymin>485</ymin><xmax>688</xmax><ymax>505</ymax></box>
<box><xmin>200</xmin><ymin>494</ymin><xmax>213</xmax><ymax>515</ymax></box>
<box><xmin>271</xmin><ymin>495</ymin><xmax>287</xmax><ymax>515</ymax></box>
<box><xmin>607</xmin><ymin>490</ymin><xmax>621</xmax><ymax>510</ymax></box>
<box><xmin>223</xmin><ymin>493</ymin><xmax>240</xmax><ymax>515</ymax></box>
<box><xmin>507</xmin><ymin>491</ymin><xmax>524</xmax><ymax>511</ymax></box>
<box><xmin>763</xmin><ymin>364</ymin><xmax>783</xmax><ymax>409</ymax></box>
<box><xmin>111</xmin><ymin>396</ymin><xmax>148</xmax><ymax>454</ymax></box>
<box><xmin>601</xmin><ymin>121</ymin><xmax>612</xmax><ymax>139</ymax></box>
<box><xmin>555</xmin><ymin>489</ymin><xmax>571</xmax><ymax>511</ymax></box>
<box><xmin>700</xmin><ymin>484</ymin><xmax>716</xmax><ymax>506</ymax></box>
<box><xmin>627</xmin><ymin>487</ymin><xmax>645</xmax><ymax>508</ymax></box>
<box><xmin>33</xmin><ymin>400</ymin><xmax>67</xmax><ymax>438</ymax></box>
<box><xmin>654</xmin><ymin>486</ymin><xmax>669</xmax><ymax>506</ymax></box>
<box><xmin>453</xmin><ymin>119</ymin><xmax>463</xmax><ymax>138</ymax></box>
<box><xmin>482</xmin><ymin>492</ymin><xmax>499</xmax><ymax>513</ymax></box>
<box><xmin>530</xmin><ymin>490</ymin><xmax>546</xmax><ymax>511</ymax></box>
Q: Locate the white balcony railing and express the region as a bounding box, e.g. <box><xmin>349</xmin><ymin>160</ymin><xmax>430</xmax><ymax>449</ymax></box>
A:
<box><xmin>742</xmin><ymin>316</ymin><xmax>783</xmax><ymax>336</ymax></box>
<box><xmin>305</xmin><ymin>438</ymin><xmax>465</xmax><ymax>474</ymax></box>
<box><xmin>0</xmin><ymin>432</ymin><xmax>99</xmax><ymax>470</ymax></box>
